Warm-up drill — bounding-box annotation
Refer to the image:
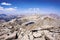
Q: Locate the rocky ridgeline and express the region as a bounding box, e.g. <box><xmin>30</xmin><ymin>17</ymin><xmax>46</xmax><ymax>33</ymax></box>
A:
<box><xmin>0</xmin><ymin>14</ymin><xmax>60</xmax><ymax>40</ymax></box>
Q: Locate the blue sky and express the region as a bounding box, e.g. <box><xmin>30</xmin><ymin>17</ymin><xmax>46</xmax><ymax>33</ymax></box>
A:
<box><xmin>0</xmin><ymin>0</ymin><xmax>60</xmax><ymax>15</ymax></box>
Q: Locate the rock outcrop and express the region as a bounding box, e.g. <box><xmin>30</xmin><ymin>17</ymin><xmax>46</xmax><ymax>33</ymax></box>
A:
<box><xmin>0</xmin><ymin>14</ymin><xmax>60</xmax><ymax>40</ymax></box>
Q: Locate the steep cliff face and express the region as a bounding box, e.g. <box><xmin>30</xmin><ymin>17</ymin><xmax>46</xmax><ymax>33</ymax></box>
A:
<box><xmin>0</xmin><ymin>14</ymin><xmax>60</xmax><ymax>40</ymax></box>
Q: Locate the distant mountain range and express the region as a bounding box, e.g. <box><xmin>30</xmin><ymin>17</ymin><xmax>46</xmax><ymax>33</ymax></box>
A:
<box><xmin>43</xmin><ymin>14</ymin><xmax>60</xmax><ymax>19</ymax></box>
<box><xmin>0</xmin><ymin>14</ymin><xmax>17</xmax><ymax>22</ymax></box>
<box><xmin>0</xmin><ymin>13</ymin><xmax>60</xmax><ymax>24</ymax></box>
<box><xmin>48</xmin><ymin>14</ymin><xmax>60</xmax><ymax>19</ymax></box>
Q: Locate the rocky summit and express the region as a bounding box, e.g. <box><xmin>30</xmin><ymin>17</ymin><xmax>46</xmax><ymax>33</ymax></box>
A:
<box><xmin>0</xmin><ymin>14</ymin><xmax>60</xmax><ymax>40</ymax></box>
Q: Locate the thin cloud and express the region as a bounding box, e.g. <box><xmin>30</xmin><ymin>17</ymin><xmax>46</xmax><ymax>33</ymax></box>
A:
<box><xmin>19</xmin><ymin>8</ymin><xmax>40</xmax><ymax>13</ymax></box>
<box><xmin>0</xmin><ymin>6</ymin><xmax>59</xmax><ymax>15</ymax></box>
<box><xmin>0</xmin><ymin>6</ymin><xmax>4</xmax><ymax>10</ymax></box>
<box><xmin>0</xmin><ymin>6</ymin><xmax>16</xmax><ymax>11</ymax></box>
<box><xmin>1</xmin><ymin>2</ymin><xmax>12</xmax><ymax>6</ymax></box>
<box><xmin>0</xmin><ymin>6</ymin><xmax>17</xmax><ymax>15</ymax></box>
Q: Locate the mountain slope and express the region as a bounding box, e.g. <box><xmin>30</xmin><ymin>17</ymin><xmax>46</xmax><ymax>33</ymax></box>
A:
<box><xmin>0</xmin><ymin>14</ymin><xmax>60</xmax><ymax>40</ymax></box>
